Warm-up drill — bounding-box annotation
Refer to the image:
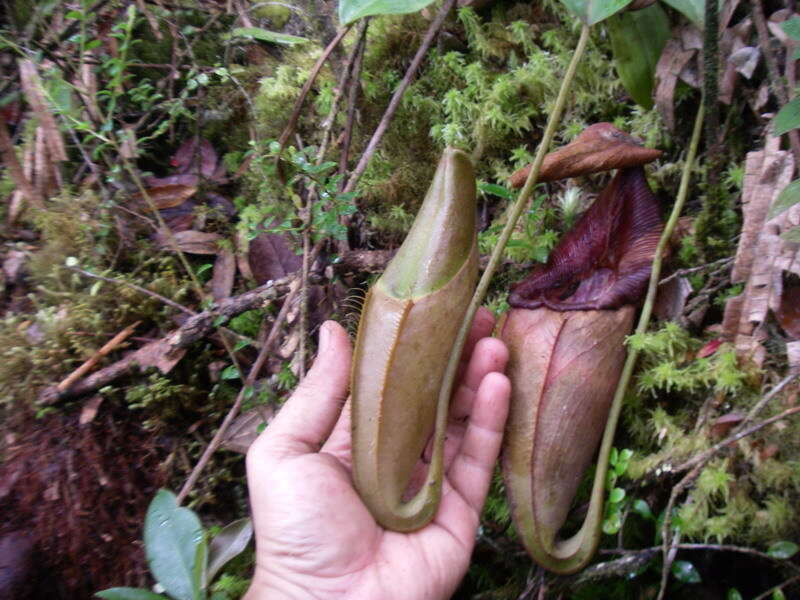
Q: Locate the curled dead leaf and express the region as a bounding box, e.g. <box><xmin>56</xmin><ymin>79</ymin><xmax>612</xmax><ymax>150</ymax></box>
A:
<box><xmin>158</xmin><ymin>230</ymin><xmax>223</xmax><ymax>254</ymax></box>
<box><xmin>510</xmin><ymin>123</ymin><xmax>662</xmax><ymax>188</ymax></box>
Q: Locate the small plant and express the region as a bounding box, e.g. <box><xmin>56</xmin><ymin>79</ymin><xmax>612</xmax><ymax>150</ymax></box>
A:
<box><xmin>602</xmin><ymin>447</ymin><xmax>632</xmax><ymax>535</ymax></box>
<box><xmin>97</xmin><ymin>489</ymin><xmax>253</xmax><ymax>600</ymax></box>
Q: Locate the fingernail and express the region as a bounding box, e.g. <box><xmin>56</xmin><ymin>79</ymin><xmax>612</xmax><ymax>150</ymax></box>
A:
<box><xmin>319</xmin><ymin>322</ymin><xmax>331</xmax><ymax>353</ymax></box>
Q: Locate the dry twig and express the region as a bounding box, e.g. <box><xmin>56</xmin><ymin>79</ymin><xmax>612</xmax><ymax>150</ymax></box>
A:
<box><xmin>57</xmin><ymin>321</ymin><xmax>141</xmax><ymax>391</ymax></box>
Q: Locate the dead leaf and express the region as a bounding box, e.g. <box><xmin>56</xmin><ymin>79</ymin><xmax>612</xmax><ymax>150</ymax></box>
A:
<box><xmin>79</xmin><ymin>395</ymin><xmax>104</xmax><ymax>426</ymax></box>
<box><xmin>509</xmin><ymin>123</ymin><xmax>661</xmax><ymax>188</ymax></box>
<box><xmin>710</xmin><ymin>412</ymin><xmax>745</xmax><ymax>438</ymax></box>
<box><xmin>211</xmin><ymin>248</ymin><xmax>236</xmax><ymax>300</ymax></box>
<box><xmin>221</xmin><ymin>406</ymin><xmax>275</xmax><ymax>454</ymax></box>
<box><xmin>171</xmin><ymin>137</ymin><xmax>222</xmax><ymax>180</ymax></box>
<box><xmin>3</xmin><ymin>250</ymin><xmax>26</xmax><ymax>284</ymax></box>
<box><xmin>722</xmin><ymin>136</ymin><xmax>797</xmax><ymax>366</ymax></box>
<box><xmin>655</xmin><ymin>37</ymin><xmax>696</xmax><ymax>131</ymax></box>
<box><xmin>776</xmin><ymin>282</ymin><xmax>800</xmax><ymax>339</ymax></box>
<box><xmin>159</xmin><ymin>201</ymin><xmax>198</xmax><ymax>233</ymax></box>
<box><xmin>131</xmin><ymin>339</ymin><xmax>187</xmax><ymax>373</ymax></box>
<box><xmin>142</xmin><ymin>173</ymin><xmax>199</xmax><ymax>188</ymax></box>
<box><xmin>729</xmin><ymin>46</ymin><xmax>759</xmax><ymax>80</ymax></box>
<box><xmin>247</xmin><ymin>232</ymin><xmax>302</xmax><ymax>284</ymax></box>
<box><xmin>18</xmin><ymin>59</ymin><xmax>67</xmax><ymax>162</ymax></box>
<box><xmin>654</xmin><ymin>276</ymin><xmax>692</xmax><ymax>322</ymax></box>
<box><xmin>140</xmin><ymin>184</ymin><xmax>198</xmax><ymax>210</ymax></box>
<box><xmin>159</xmin><ymin>230</ymin><xmax>223</xmax><ymax>255</ymax></box>
<box><xmin>697</xmin><ymin>338</ymin><xmax>724</xmax><ymax>359</ymax></box>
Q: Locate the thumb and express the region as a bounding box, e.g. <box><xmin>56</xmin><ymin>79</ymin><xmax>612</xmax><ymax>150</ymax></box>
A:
<box><xmin>251</xmin><ymin>321</ymin><xmax>352</xmax><ymax>461</ymax></box>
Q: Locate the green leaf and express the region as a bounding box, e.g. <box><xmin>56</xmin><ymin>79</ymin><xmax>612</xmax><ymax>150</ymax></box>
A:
<box><xmin>229</xmin><ymin>27</ymin><xmax>307</xmax><ymax>45</ymax></box>
<box><xmin>767</xmin><ymin>540</ymin><xmax>799</xmax><ymax>559</ymax></box>
<box><xmin>770</xmin><ymin>179</ymin><xmax>800</xmax><ymax>220</ymax></box>
<box><xmin>773</xmin><ymin>589</ymin><xmax>786</xmax><ymax>600</ymax></box>
<box><xmin>782</xmin><ymin>226</ymin><xmax>800</xmax><ymax>243</ymax></box>
<box><xmin>602</xmin><ymin>512</ymin><xmax>622</xmax><ymax>534</ymax></box>
<box><xmin>632</xmin><ymin>499</ymin><xmax>654</xmax><ymax>521</ymax></box>
<box><xmin>783</xmin><ymin>17</ymin><xmax>800</xmax><ymax>41</ymax></box>
<box><xmin>774</xmin><ymin>96</ymin><xmax>800</xmax><ymax>136</ymax></box>
<box><xmin>726</xmin><ymin>589</ymin><xmax>743</xmax><ymax>600</ymax></box>
<box><xmin>193</xmin><ymin>531</ymin><xmax>208</xmax><ymax>591</ymax></box>
<box><xmin>671</xmin><ymin>560</ymin><xmax>701</xmax><ymax>584</ymax></box>
<box><xmin>221</xmin><ymin>365</ymin><xmax>240</xmax><ymax>380</ymax></box>
<box><xmin>661</xmin><ymin>0</ymin><xmax>703</xmax><ymax>28</ymax></box>
<box><xmin>96</xmin><ymin>589</ymin><xmax>167</xmax><ymax>600</ymax></box>
<box><xmin>609</xmin><ymin>447</ymin><xmax>619</xmax><ymax>464</ymax></box>
<box><xmin>478</xmin><ymin>182</ymin><xmax>515</xmax><ymax>200</ymax></box>
<box><xmin>559</xmin><ymin>0</ymin><xmax>633</xmax><ymax>26</ymax></box>
<box><xmin>207</xmin><ymin>519</ymin><xmax>253</xmax><ymax>583</ymax></box>
<box><xmin>609</xmin><ymin>488</ymin><xmax>626</xmax><ymax>503</ymax></box>
<box><xmin>144</xmin><ymin>490</ymin><xmax>205</xmax><ymax>600</ymax></box>
<box><xmin>339</xmin><ymin>0</ymin><xmax>437</xmax><ymax>25</ymax></box>
<box><xmin>607</xmin><ymin>3</ymin><xmax>669</xmax><ymax>109</ymax></box>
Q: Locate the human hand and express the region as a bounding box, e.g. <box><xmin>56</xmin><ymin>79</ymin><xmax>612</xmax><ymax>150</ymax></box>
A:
<box><xmin>244</xmin><ymin>308</ymin><xmax>510</xmax><ymax>600</ymax></box>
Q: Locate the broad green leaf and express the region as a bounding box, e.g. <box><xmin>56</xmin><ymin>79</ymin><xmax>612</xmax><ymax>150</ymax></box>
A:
<box><xmin>726</xmin><ymin>589</ymin><xmax>743</xmax><ymax>600</ymax></box>
<box><xmin>671</xmin><ymin>560</ymin><xmax>701</xmax><ymax>584</ymax></box>
<box><xmin>607</xmin><ymin>3</ymin><xmax>669</xmax><ymax>109</ymax></box>
<box><xmin>229</xmin><ymin>27</ymin><xmax>307</xmax><ymax>45</ymax></box>
<box><xmin>774</xmin><ymin>96</ymin><xmax>800</xmax><ymax>136</ymax></box>
<box><xmin>207</xmin><ymin>519</ymin><xmax>254</xmax><ymax>583</ymax></box>
<box><xmin>96</xmin><ymin>588</ymin><xmax>167</xmax><ymax>600</ymax></box>
<box><xmin>144</xmin><ymin>489</ymin><xmax>205</xmax><ymax>600</ymax></box>
<box><xmin>770</xmin><ymin>179</ymin><xmax>800</xmax><ymax>220</ymax></box>
<box><xmin>661</xmin><ymin>0</ymin><xmax>703</xmax><ymax>28</ymax></box>
<box><xmin>773</xmin><ymin>589</ymin><xmax>787</xmax><ymax>600</ymax></box>
<box><xmin>339</xmin><ymin>0</ymin><xmax>437</xmax><ymax>25</ymax></box>
<box><xmin>782</xmin><ymin>227</ymin><xmax>800</xmax><ymax>243</ymax></box>
<box><xmin>632</xmin><ymin>499</ymin><xmax>654</xmax><ymax>521</ymax></box>
<box><xmin>782</xmin><ymin>17</ymin><xmax>800</xmax><ymax>41</ymax></box>
<box><xmin>602</xmin><ymin>512</ymin><xmax>622</xmax><ymax>534</ymax></box>
<box><xmin>559</xmin><ymin>0</ymin><xmax>633</xmax><ymax>26</ymax></box>
<box><xmin>767</xmin><ymin>540</ymin><xmax>800</xmax><ymax>559</ymax></box>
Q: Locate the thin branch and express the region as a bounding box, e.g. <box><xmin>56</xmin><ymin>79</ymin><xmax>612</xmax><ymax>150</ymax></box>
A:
<box><xmin>658</xmin><ymin>256</ymin><xmax>732</xmax><ymax>285</ymax></box>
<box><xmin>275</xmin><ymin>25</ymin><xmax>353</xmax><ymax>163</ymax></box>
<box><xmin>341</xmin><ymin>0</ymin><xmax>458</xmax><ymax>197</ymax></box>
<box><xmin>57</xmin><ymin>321</ymin><xmax>140</xmax><ymax>391</ymax></box>
<box><xmin>753</xmin><ymin>575</ymin><xmax>800</xmax><ymax>600</ymax></box>
<box><xmin>339</xmin><ymin>18</ymin><xmax>369</xmax><ymax>187</ymax></box>
<box><xmin>68</xmin><ymin>267</ymin><xmax>196</xmax><ymax>315</ymax></box>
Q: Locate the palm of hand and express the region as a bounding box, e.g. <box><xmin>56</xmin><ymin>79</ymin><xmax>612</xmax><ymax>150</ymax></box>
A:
<box><xmin>245</xmin><ymin>311</ymin><xmax>509</xmax><ymax>600</ymax></box>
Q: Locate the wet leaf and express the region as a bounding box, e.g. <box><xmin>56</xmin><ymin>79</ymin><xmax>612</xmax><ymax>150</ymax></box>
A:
<box><xmin>768</xmin><ymin>540</ymin><xmax>800</xmax><ymax>559</ymax></box>
<box><xmin>726</xmin><ymin>589</ymin><xmax>743</xmax><ymax>600</ymax></box>
<box><xmin>559</xmin><ymin>0</ymin><xmax>633</xmax><ymax>25</ymax></box>
<box><xmin>339</xmin><ymin>0</ymin><xmax>437</xmax><ymax>25</ymax></box>
<box><xmin>222</xmin><ymin>407</ymin><xmax>275</xmax><ymax>454</ymax></box>
<box><xmin>230</xmin><ymin>26</ymin><xmax>308</xmax><ymax>45</ymax></box>
<box><xmin>671</xmin><ymin>560</ymin><xmax>701</xmax><ymax>583</ymax></box>
<box><xmin>143</xmin><ymin>490</ymin><xmax>204</xmax><ymax>600</ymax></box>
<box><xmin>770</xmin><ymin>179</ymin><xmax>800</xmax><ymax>220</ymax></box>
<box><xmin>782</xmin><ymin>16</ymin><xmax>800</xmax><ymax>41</ymax></box>
<box><xmin>774</xmin><ymin>96</ymin><xmax>800</xmax><ymax>136</ymax></box>
<box><xmin>607</xmin><ymin>3</ymin><xmax>669</xmax><ymax>109</ymax></box>
<box><xmin>207</xmin><ymin>519</ymin><xmax>253</xmax><ymax>582</ymax></box>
